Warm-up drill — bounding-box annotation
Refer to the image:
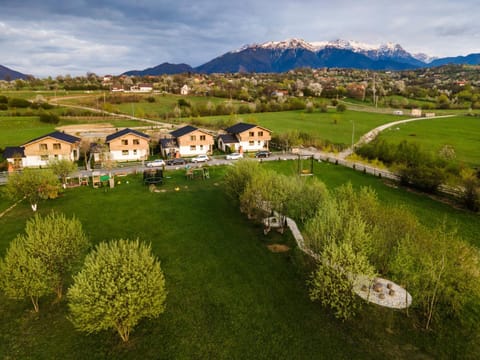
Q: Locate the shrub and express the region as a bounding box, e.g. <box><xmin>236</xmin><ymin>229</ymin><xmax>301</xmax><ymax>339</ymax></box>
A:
<box><xmin>0</xmin><ymin>95</ymin><xmax>8</xmax><ymax>103</ymax></box>
<box><xmin>39</xmin><ymin>112</ymin><xmax>60</xmax><ymax>124</ymax></box>
<box><xmin>8</xmin><ymin>98</ymin><xmax>31</xmax><ymax>108</ymax></box>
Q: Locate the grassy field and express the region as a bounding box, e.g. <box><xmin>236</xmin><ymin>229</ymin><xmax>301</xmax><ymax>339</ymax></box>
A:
<box><xmin>0</xmin><ymin>116</ymin><xmax>150</xmax><ymax>148</ymax></box>
<box><xmin>56</xmin><ymin>93</ymin><xmax>246</xmax><ymax>119</ymax></box>
<box><xmin>195</xmin><ymin>110</ymin><xmax>408</xmax><ymax>146</ymax></box>
<box><xmin>0</xmin><ymin>161</ymin><xmax>479</xmax><ymax>359</ymax></box>
<box><xmin>377</xmin><ymin>115</ymin><xmax>480</xmax><ymax>167</ymax></box>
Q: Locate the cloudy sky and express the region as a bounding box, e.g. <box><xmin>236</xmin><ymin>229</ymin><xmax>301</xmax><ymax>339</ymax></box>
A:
<box><xmin>1</xmin><ymin>0</ymin><xmax>478</xmax><ymax>77</ymax></box>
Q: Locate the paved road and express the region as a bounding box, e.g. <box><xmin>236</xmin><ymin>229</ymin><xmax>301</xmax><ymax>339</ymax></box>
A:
<box><xmin>74</xmin><ymin>153</ymin><xmax>300</xmax><ymax>178</ymax></box>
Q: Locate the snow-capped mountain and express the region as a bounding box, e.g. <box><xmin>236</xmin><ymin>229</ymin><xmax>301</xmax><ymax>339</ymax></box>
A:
<box><xmin>123</xmin><ymin>38</ymin><xmax>480</xmax><ymax>75</ymax></box>
<box><xmin>196</xmin><ymin>38</ymin><xmax>425</xmax><ymax>73</ymax></box>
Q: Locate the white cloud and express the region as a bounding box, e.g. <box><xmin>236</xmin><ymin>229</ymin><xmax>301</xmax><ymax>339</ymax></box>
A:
<box><xmin>0</xmin><ymin>0</ymin><xmax>479</xmax><ymax>76</ymax></box>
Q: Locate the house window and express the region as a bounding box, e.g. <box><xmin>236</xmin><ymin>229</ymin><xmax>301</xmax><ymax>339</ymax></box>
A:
<box><xmin>54</xmin><ymin>154</ymin><xmax>59</xmax><ymax>159</ymax></box>
<box><xmin>190</xmin><ymin>135</ymin><xmax>196</xmax><ymax>141</ymax></box>
<box><xmin>40</xmin><ymin>155</ymin><xmax>49</xmax><ymax>161</ymax></box>
<box><xmin>249</xmin><ymin>141</ymin><xmax>255</xmax><ymax>146</ymax></box>
<box><xmin>249</xmin><ymin>131</ymin><xmax>254</xmax><ymax>137</ymax></box>
<box><xmin>53</xmin><ymin>143</ymin><xmax>61</xmax><ymax>150</ymax></box>
<box><xmin>133</xmin><ymin>149</ymin><xmax>137</xmax><ymax>155</ymax></box>
<box><xmin>200</xmin><ymin>135</ymin><xmax>206</xmax><ymax>141</ymax></box>
<box><xmin>200</xmin><ymin>145</ymin><xmax>204</xmax><ymax>150</ymax></box>
<box><xmin>122</xmin><ymin>150</ymin><xmax>129</xmax><ymax>156</ymax></box>
<box><xmin>258</xmin><ymin>131</ymin><xmax>263</xmax><ymax>137</ymax></box>
<box><xmin>258</xmin><ymin>141</ymin><xmax>261</xmax><ymax>145</ymax></box>
<box><xmin>133</xmin><ymin>139</ymin><xmax>140</xmax><ymax>145</ymax></box>
<box><xmin>39</xmin><ymin>143</ymin><xmax>48</xmax><ymax>151</ymax></box>
<box><xmin>121</xmin><ymin>139</ymin><xmax>128</xmax><ymax>145</ymax></box>
<box><xmin>190</xmin><ymin>145</ymin><xmax>196</xmax><ymax>151</ymax></box>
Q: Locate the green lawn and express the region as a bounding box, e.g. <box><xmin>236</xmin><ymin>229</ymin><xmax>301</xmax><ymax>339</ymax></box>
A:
<box><xmin>1</xmin><ymin>161</ymin><xmax>479</xmax><ymax>359</ymax></box>
<box><xmin>0</xmin><ymin>116</ymin><xmax>57</xmax><ymax>147</ymax></box>
<box><xmin>58</xmin><ymin>93</ymin><xmax>246</xmax><ymax>120</ymax></box>
<box><xmin>377</xmin><ymin>115</ymin><xmax>480</xmax><ymax>167</ymax></box>
<box><xmin>0</xmin><ymin>116</ymin><xmax>150</xmax><ymax>148</ymax></box>
<box><xmin>196</xmin><ymin>110</ymin><xmax>408</xmax><ymax>146</ymax></box>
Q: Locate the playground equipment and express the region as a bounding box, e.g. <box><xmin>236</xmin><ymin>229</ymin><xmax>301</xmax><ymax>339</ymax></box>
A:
<box><xmin>143</xmin><ymin>169</ymin><xmax>163</xmax><ymax>185</ymax></box>
<box><xmin>92</xmin><ymin>172</ymin><xmax>114</xmax><ymax>188</ymax></box>
<box><xmin>297</xmin><ymin>154</ymin><xmax>314</xmax><ymax>176</ymax></box>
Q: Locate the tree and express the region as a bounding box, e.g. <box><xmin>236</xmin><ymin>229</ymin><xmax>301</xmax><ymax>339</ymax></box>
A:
<box><xmin>22</xmin><ymin>212</ymin><xmax>89</xmax><ymax>300</ymax></box>
<box><xmin>68</xmin><ymin>239</ymin><xmax>167</xmax><ymax>342</ymax></box>
<box><xmin>309</xmin><ymin>241</ymin><xmax>376</xmax><ymax>320</ymax></box>
<box><xmin>48</xmin><ymin>158</ymin><xmax>77</xmax><ymax>186</ymax></box>
<box><xmin>391</xmin><ymin>222</ymin><xmax>480</xmax><ymax>330</ymax></box>
<box><xmin>0</xmin><ymin>237</ymin><xmax>51</xmax><ymax>312</ymax></box>
<box><xmin>459</xmin><ymin>168</ymin><xmax>480</xmax><ymax>211</ymax></box>
<box><xmin>5</xmin><ymin>168</ymin><xmax>61</xmax><ymax>211</ymax></box>
<box><xmin>223</xmin><ymin>160</ymin><xmax>261</xmax><ymax>201</ymax></box>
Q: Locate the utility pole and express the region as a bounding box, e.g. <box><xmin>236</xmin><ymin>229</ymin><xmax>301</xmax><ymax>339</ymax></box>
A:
<box><xmin>372</xmin><ymin>73</ymin><xmax>377</xmax><ymax>108</ymax></box>
<box><xmin>351</xmin><ymin>120</ymin><xmax>355</xmax><ymax>149</ymax></box>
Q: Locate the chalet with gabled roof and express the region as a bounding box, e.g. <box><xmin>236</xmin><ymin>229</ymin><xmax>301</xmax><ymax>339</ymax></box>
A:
<box><xmin>4</xmin><ymin>131</ymin><xmax>81</xmax><ymax>170</ymax></box>
<box><xmin>105</xmin><ymin>128</ymin><xmax>150</xmax><ymax>161</ymax></box>
<box><xmin>160</xmin><ymin>125</ymin><xmax>214</xmax><ymax>158</ymax></box>
<box><xmin>218</xmin><ymin>122</ymin><xmax>271</xmax><ymax>152</ymax></box>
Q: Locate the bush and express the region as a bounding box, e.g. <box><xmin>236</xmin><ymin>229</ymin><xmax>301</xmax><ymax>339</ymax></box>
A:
<box><xmin>0</xmin><ymin>103</ymin><xmax>8</xmax><ymax>110</ymax></box>
<box><xmin>336</xmin><ymin>104</ymin><xmax>347</xmax><ymax>112</ymax></box>
<box><xmin>39</xmin><ymin>112</ymin><xmax>60</xmax><ymax>124</ymax></box>
<box><xmin>398</xmin><ymin>163</ymin><xmax>445</xmax><ymax>193</ymax></box>
<box><xmin>0</xmin><ymin>95</ymin><xmax>8</xmax><ymax>103</ymax></box>
<box><xmin>146</xmin><ymin>96</ymin><xmax>156</xmax><ymax>103</ymax></box>
<box><xmin>8</xmin><ymin>98</ymin><xmax>31</xmax><ymax>108</ymax></box>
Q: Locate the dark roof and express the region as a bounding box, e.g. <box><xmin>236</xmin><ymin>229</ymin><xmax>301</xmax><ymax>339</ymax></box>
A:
<box><xmin>24</xmin><ymin>131</ymin><xmax>81</xmax><ymax>145</ymax></box>
<box><xmin>106</xmin><ymin>128</ymin><xmax>150</xmax><ymax>142</ymax></box>
<box><xmin>218</xmin><ymin>134</ymin><xmax>239</xmax><ymax>144</ymax></box>
<box><xmin>224</xmin><ymin>122</ymin><xmax>257</xmax><ymax>134</ymax></box>
<box><xmin>160</xmin><ymin>138</ymin><xmax>178</xmax><ymax>148</ymax></box>
<box><xmin>170</xmin><ymin>125</ymin><xmax>198</xmax><ymax>138</ymax></box>
<box><xmin>4</xmin><ymin>146</ymin><xmax>25</xmax><ymax>158</ymax></box>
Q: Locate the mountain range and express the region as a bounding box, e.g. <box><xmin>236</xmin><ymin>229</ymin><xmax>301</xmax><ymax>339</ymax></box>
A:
<box><xmin>2</xmin><ymin>38</ymin><xmax>480</xmax><ymax>80</ymax></box>
<box><xmin>0</xmin><ymin>64</ymin><xmax>29</xmax><ymax>81</ymax></box>
<box><xmin>123</xmin><ymin>38</ymin><xmax>480</xmax><ymax>76</ymax></box>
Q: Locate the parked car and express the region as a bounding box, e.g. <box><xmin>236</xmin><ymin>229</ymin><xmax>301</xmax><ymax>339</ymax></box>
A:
<box><xmin>146</xmin><ymin>159</ymin><xmax>166</xmax><ymax>167</ymax></box>
<box><xmin>226</xmin><ymin>152</ymin><xmax>243</xmax><ymax>160</ymax></box>
<box><xmin>166</xmin><ymin>158</ymin><xmax>186</xmax><ymax>166</ymax></box>
<box><xmin>255</xmin><ymin>151</ymin><xmax>271</xmax><ymax>158</ymax></box>
<box><xmin>191</xmin><ymin>154</ymin><xmax>209</xmax><ymax>163</ymax></box>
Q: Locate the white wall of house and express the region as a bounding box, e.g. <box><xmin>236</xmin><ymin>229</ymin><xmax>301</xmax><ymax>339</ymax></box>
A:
<box><xmin>20</xmin><ymin>153</ymin><xmax>76</xmax><ymax>168</ymax></box>
<box><xmin>110</xmin><ymin>149</ymin><xmax>148</xmax><ymax>161</ymax></box>
<box><xmin>237</xmin><ymin>140</ymin><xmax>268</xmax><ymax>152</ymax></box>
<box><xmin>178</xmin><ymin>144</ymin><xmax>210</xmax><ymax>156</ymax></box>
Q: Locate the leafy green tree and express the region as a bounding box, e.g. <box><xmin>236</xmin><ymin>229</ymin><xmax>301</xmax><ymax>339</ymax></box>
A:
<box><xmin>0</xmin><ymin>237</ymin><xmax>51</xmax><ymax>312</ymax></box>
<box><xmin>48</xmin><ymin>158</ymin><xmax>77</xmax><ymax>186</ymax></box>
<box><xmin>223</xmin><ymin>160</ymin><xmax>262</xmax><ymax>201</ymax></box>
<box><xmin>68</xmin><ymin>239</ymin><xmax>167</xmax><ymax>342</ymax></box>
<box><xmin>459</xmin><ymin>168</ymin><xmax>480</xmax><ymax>211</ymax></box>
<box><xmin>309</xmin><ymin>241</ymin><xmax>376</xmax><ymax>320</ymax></box>
<box><xmin>285</xmin><ymin>177</ymin><xmax>327</xmax><ymax>224</ymax></box>
<box><xmin>23</xmin><ymin>212</ymin><xmax>89</xmax><ymax>299</ymax></box>
<box><xmin>5</xmin><ymin>168</ymin><xmax>61</xmax><ymax>211</ymax></box>
<box><xmin>391</xmin><ymin>222</ymin><xmax>480</xmax><ymax>330</ymax></box>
